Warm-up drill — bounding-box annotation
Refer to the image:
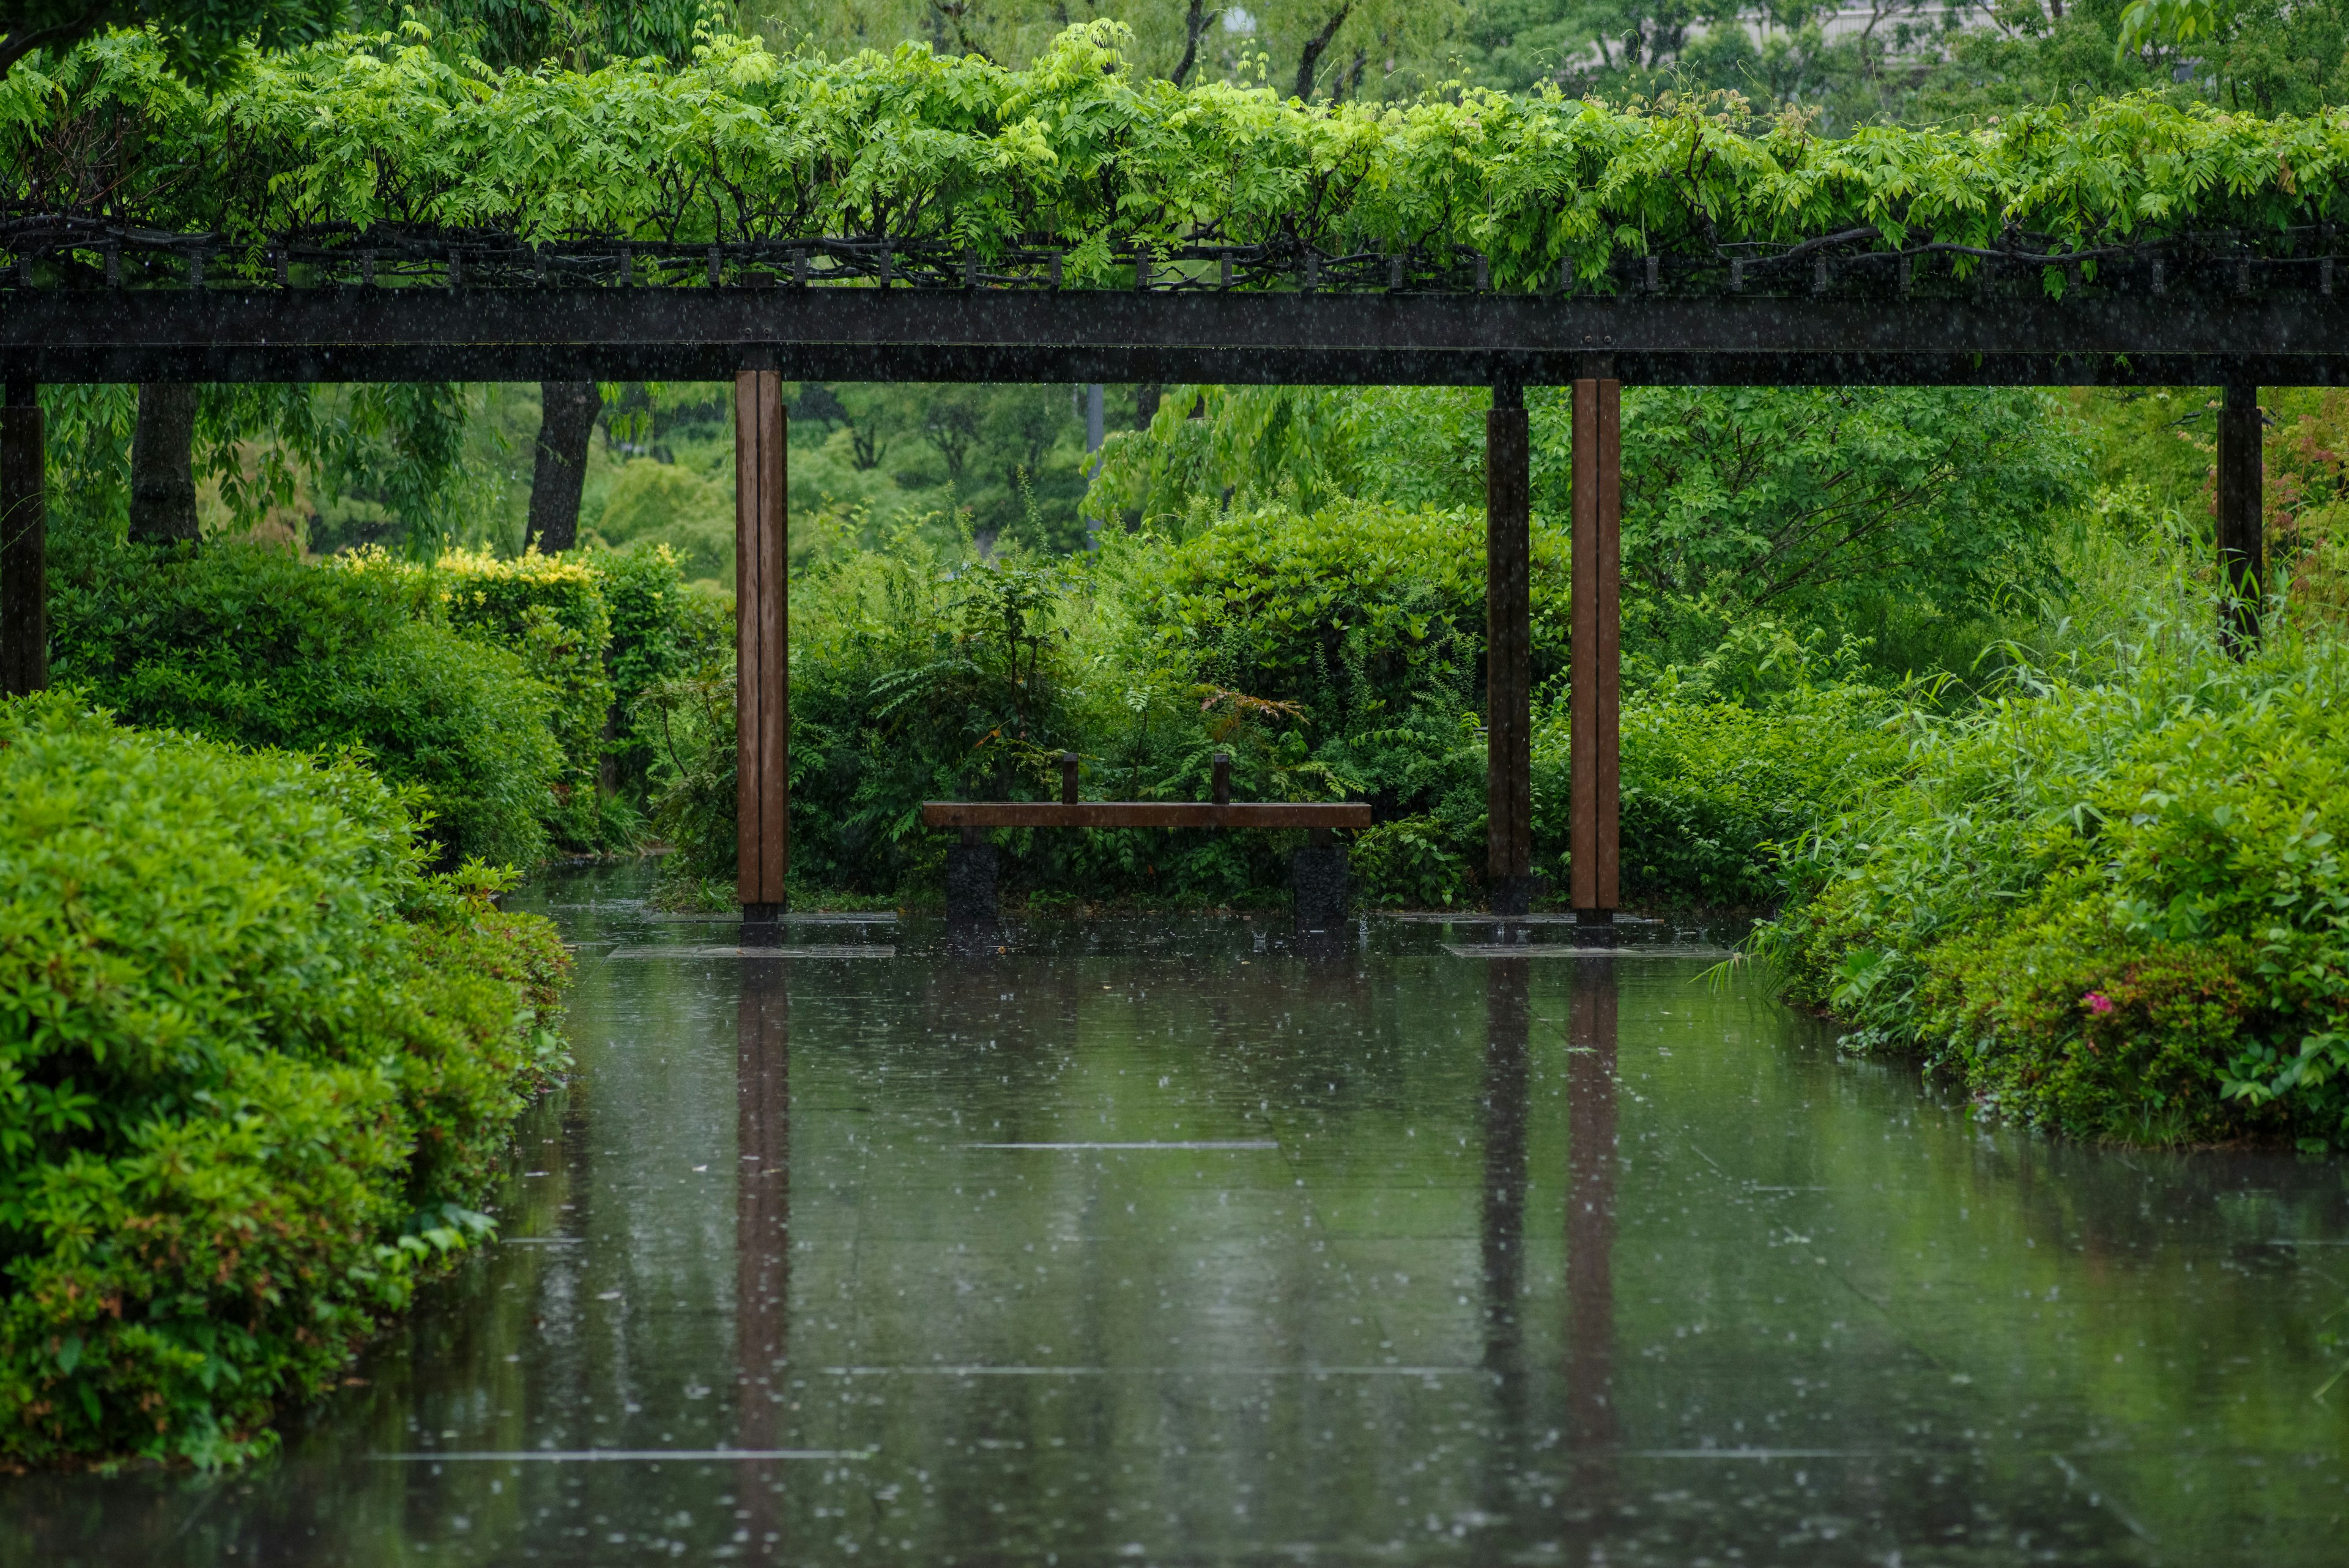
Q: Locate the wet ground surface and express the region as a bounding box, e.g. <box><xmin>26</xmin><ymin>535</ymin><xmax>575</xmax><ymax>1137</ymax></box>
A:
<box><xmin>11</xmin><ymin>866</ymin><xmax>2349</xmax><ymax>1565</ymax></box>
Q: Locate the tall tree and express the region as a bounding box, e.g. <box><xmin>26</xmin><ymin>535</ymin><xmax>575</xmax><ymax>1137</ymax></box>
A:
<box><xmin>1294</xmin><ymin>3</ymin><xmax>1356</xmax><ymax>97</ymax></box>
<box><xmin>0</xmin><ymin>1</ymin><xmax>337</xmax><ymax>82</ymax></box>
<box><xmin>527</xmin><ymin>381</ymin><xmax>599</xmax><ymax>554</ymax></box>
<box><xmin>1171</xmin><ymin>0</ymin><xmax>1221</xmax><ymax>83</ymax></box>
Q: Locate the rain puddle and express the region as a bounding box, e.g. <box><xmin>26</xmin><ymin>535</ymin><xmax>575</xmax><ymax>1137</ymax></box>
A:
<box><xmin>10</xmin><ymin>866</ymin><xmax>2348</xmax><ymax>1564</ymax></box>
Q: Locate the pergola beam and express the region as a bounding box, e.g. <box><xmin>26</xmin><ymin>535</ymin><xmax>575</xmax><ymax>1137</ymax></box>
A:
<box><xmin>4</xmin><ymin>289</ymin><xmax>2349</xmax><ymax>386</ymax></box>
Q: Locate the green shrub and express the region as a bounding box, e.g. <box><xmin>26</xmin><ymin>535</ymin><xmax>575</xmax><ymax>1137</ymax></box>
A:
<box><xmin>1534</xmin><ymin>669</ymin><xmax>1909</xmax><ymax>910</ymax></box>
<box><xmin>588</xmin><ymin>544</ymin><xmax>732</xmax><ymax>803</ymax></box>
<box><xmin>1761</xmin><ymin>620</ymin><xmax>2349</xmax><ymax>1148</ymax></box>
<box><xmin>1137</xmin><ymin>501</ymin><xmax>1568</xmax><ymax>726</ymax></box>
<box><xmin>417</xmin><ymin>548</ymin><xmax>619</xmax><ymax>853</ymax></box>
<box><xmin>353</xmin><ymin>544</ymin><xmax>728</xmax><ymax>856</ymax></box>
<box><xmin>50</xmin><ymin>540</ymin><xmax>560</xmax><ymax>869</ymax></box>
<box><xmin>0</xmin><ymin>693</ymin><xmax>571</xmax><ymax>1467</ymax></box>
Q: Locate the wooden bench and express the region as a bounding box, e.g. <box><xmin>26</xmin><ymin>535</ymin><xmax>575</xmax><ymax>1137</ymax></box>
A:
<box><xmin>923</xmin><ymin>752</ymin><xmax>1369</xmax><ymax>929</ymax></box>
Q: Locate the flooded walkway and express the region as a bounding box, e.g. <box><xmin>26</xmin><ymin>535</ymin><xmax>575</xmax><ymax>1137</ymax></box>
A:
<box><xmin>12</xmin><ymin>874</ymin><xmax>2349</xmax><ymax>1564</ymax></box>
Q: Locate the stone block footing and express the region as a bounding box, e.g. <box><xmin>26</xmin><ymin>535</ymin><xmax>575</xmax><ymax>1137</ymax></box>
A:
<box><xmin>1291</xmin><ymin>843</ymin><xmax>1349</xmax><ymax>932</ymax></box>
<box><xmin>946</xmin><ymin>843</ymin><xmax>1000</xmax><ymax>932</ymax></box>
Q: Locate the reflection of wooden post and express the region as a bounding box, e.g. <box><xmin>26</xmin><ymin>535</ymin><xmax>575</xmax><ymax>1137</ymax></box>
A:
<box><xmin>735</xmin><ymin>959</ymin><xmax>790</xmax><ymax>1546</ymax></box>
<box><xmin>1479</xmin><ymin>954</ymin><xmax>1532</xmax><ymax>1509</ymax></box>
<box><xmin>1481</xmin><ymin>959</ymin><xmax>1531</xmax><ymax>1371</ymax></box>
<box><xmin>1570</xmin><ymin>378</ymin><xmax>1620</xmax><ymax>920</ymax></box>
<box><xmin>1565</xmin><ymin>957</ymin><xmax>1618</xmax><ymax>1452</ymax></box>
<box><xmin>736</xmin><ymin>370</ymin><xmax>788</xmax><ymax>917</ymax></box>
<box><xmin>2217</xmin><ymin>380</ymin><xmax>2264</xmax><ymax>655</ymax></box>
<box><xmin>1</xmin><ymin>377</ymin><xmax>45</xmax><ymax>697</ymax></box>
<box><xmin>1486</xmin><ymin>382</ymin><xmax>1533</xmax><ymax>915</ymax></box>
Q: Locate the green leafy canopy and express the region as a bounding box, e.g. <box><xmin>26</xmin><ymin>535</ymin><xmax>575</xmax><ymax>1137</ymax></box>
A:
<box><xmin>12</xmin><ymin>19</ymin><xmax>2349</xmax><ymax>288</ymax></box>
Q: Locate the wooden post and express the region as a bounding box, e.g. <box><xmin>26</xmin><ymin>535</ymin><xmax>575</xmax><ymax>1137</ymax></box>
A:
<box><xmin>1570</xmin><ymin>377</ymin><xmax>1621</xmax><ymax>923</ymax></box>
<box><xmin>2217</xmin><ymin>380</ymin><xmax>2264</xmax><ymax>655</ymax></box>
<box><xmin>736</xmin><ymin>370</ymin><xmax>788</xmax><ymax>918</ymax></box>
<box><xmin>1</xmin><ymin>376</ymin><xmax>45</xmax><ymax>697</ymax></box>
<box><xmin>1486</xmin><ymin>382</ymin><xmax>1534</xmax><ymax>915</ymax></box>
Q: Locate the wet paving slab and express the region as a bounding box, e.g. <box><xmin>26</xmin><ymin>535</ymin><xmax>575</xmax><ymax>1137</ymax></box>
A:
<box><xmin>10</xmin><ymin>868</ymin><xmax>2349</xmax><ymax>1565</ymax></box>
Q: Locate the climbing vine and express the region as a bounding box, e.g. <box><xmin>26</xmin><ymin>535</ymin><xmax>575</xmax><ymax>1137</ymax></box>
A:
<box><xmin>7</xmin><ymin>19</ymin><xmax>2349</xmax><ymax>292</ymax></box>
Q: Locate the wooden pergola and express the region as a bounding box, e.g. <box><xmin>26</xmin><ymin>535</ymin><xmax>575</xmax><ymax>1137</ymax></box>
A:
<box><xmin>0</xmin><ymin>276</ymin><xmax>2323</xmax><ymax>919</ymax></box>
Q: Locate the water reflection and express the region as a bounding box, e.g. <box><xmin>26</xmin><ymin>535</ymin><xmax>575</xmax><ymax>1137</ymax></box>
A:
<box><xmin>11</xmin><ymin>896</ymin><xmax>2349</xmax><ymax>1566</ymax></box>
<box><xmin>1564</xmin><ymin>954</ymin><xmax>1619</xmax><ymax>1457</ymax></box>
<box><xmin>733</xmin><ymin>957</ymin><xmax>790</xmax><ymax>1556</ymax></box>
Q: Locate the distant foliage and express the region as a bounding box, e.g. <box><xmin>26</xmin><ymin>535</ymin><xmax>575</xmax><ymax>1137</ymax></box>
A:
<box><xmin>11</xmin><ymin>24</ymin><xmax>2349</xmax><ymax>282</ymax></box>
<box><xmin>0</xmin><ymin>693</ymin><xmax>570</xmax><ymax>1467</ymax></box>
<box><xmin>1094</xmin><ymin>382</ymin><xmax>2084</xmax><ymax>669</ymax></box>
<box><xmin>1761</xmin><ymin>614</ymin><xmax>2349</xmax><ymax>1149</ymax></box>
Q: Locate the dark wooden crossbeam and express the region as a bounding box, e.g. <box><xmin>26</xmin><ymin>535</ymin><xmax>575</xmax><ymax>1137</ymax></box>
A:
<box><xmin>921</xmin><ymin>802</ymin><xmax>1372</xmax><ymax>830</ymax></box>
<box><xmin>4</xmin><ymin>286</ymin><xmax>2347</xmax><ymax>385</ymax></box>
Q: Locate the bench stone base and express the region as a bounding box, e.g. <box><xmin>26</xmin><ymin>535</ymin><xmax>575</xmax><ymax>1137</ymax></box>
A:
<box><xmin>946</xmin><ymin>842</ymin><xmax>999</xmax><ymax>933</ymax></box>
<box><xmin>1291</xmin><ymin>842</ymin><xmax>1349</xmax><ymax>931</ymax></box>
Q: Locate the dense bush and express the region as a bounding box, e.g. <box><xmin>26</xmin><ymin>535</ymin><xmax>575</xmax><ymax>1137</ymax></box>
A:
<box><xmin>413</xmin><ymin>548</ymin><xmax>618</xmax><ymax>850</ymax></box>
<box><xmin>592</xmin><ymin>543</ymin><xmax>732</xmax><ymax>800</ymax></box>
<box><xmin>358</xmin><ymin>543</ymin><xmax>727</xmax><ymax>855</ymax></box>
<box><xmin>0</xmin><ymin>694</ymin><xmax>570</xmax><ymax>1466</ymax></box>
<box><xmin>51</xmin><ymin>540</ymin><xmax>560</xmax><ymax>868</ymax></box>
<box><xmin>1542</xmin><ymin>678</ymin><xmax>1909</xmax><ymax>911</ymax></box>
<box><xmin>1761</xmin><ymin>617</ymin><xmax>2349</xmax><ymax>1148</ymax></box>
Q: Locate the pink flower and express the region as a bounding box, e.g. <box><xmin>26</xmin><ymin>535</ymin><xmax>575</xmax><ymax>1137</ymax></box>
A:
<box><xmin>2083</xmin><ymin>990</ymin><xmax>2115</xmax><ymax>1016</ymax></box>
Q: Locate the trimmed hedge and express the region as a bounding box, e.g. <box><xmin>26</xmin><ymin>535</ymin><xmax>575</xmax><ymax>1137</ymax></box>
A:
<box><xmin>344</xmin><ymin>543</ymin><xmax>727</xmax><ymax>856</ymax></box>
<box><xmin>0</xmin><ymin>694</ymin><xmax>571</xmax><ymax>1467</ymax></box>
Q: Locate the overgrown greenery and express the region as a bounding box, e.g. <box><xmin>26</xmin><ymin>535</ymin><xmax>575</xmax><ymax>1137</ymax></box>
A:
<box><xmin>0</xmin><ymin>692</ymin><xmax>570</xmax><ymax>1467</ymax></box>
<box><xmin>644</xmin><ymin>471</ymin><xmax>1921</xmax><ymax>913</ymax></box>
<box><xmin>1759</xmin><ymin>595</ymin><xmax>2349</xmax><ymax>1150</ymax></box>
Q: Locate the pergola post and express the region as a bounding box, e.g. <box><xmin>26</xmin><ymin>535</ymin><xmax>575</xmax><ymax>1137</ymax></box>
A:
<box><xmin>1570</xmin><ymin>376</ymin><xmax>1622</xmax><ymax>925</ymax></box>
<box><xmin>736</xmin><ymin>370</ymin><xmax>789</xmax><ymax>920</ymax></box>
<box><xmin>1486</xmin><ymin>381</ymin><xmax>1534</xmax><ymax>916</ymax></box>
<box><xmin>2217</xmin><ymin>379</ymin><xmax>2265</xmax><ymax>655</ymax></box>
<box><xmin>1</xmin><ymin>376</ymin><xmax>45</xmax><ymax>698</ymax></box>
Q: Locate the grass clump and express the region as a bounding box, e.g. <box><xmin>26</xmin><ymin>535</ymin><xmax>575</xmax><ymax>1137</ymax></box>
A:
<box><xmin>0</xmin><ymin>694</ymin><xmax>571</xmax><ymax>1468</ymax></box>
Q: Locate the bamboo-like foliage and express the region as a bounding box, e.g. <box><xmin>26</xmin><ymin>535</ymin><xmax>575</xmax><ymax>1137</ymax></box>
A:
<box><xmin>9</xmin><ymin>19</ymin><xmax>2349</xmax><ymax>286</ymax></box>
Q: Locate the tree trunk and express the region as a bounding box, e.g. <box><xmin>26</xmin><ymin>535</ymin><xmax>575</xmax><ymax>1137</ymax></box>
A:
<box><xmin>1294</xmin><ymin>4</ymin><xmax>1355</xmax><ymax>100</ymax></box>
<box><xmin>128</xmin><ymin>383</ymin><xmax>199</xmax><ymax>545</ymax></box>
<box><xmin>1171</xmin><ymin>0</ymin><xmax>1217</xmax><ymax>86</ymax></box>
<box><xmin>528</xmin><ymin>381</ymin><xmax>599</xmax><ymax>553</ymax></box>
